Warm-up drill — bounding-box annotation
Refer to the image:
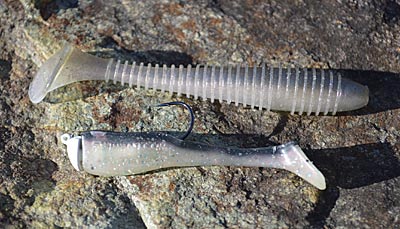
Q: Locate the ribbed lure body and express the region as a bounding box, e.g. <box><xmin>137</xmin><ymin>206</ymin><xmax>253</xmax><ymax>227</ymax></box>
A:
<box><xmin>61</xmin><ymin>131</ymin><xmax>326</xmax><ymax>190</ymax></box>
<box><xmin>29</xmin><ymin>45</ymin><xmax>368</xmax><ymax>115</ymax></box>
<box><xmin>106</xmin><ymin>61</ymin><xmax>368</xmax><ymax>115</ymax></box>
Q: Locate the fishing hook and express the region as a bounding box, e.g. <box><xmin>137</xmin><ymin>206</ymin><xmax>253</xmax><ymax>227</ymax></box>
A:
<box><xmin>155</xmin><ymin>101</ymin><xmax>194</xmax><ymax>140</ymax></box>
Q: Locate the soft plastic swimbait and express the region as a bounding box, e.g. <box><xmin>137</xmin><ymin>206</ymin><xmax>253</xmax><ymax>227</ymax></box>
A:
<box><xmin>61</xmin><ymin>131</ymin><xmax>326</xmax><ymax>190</ymax></box>
<box><xmin>29</xmin><ymin>44</ymin><xmax>368</xmax><ymax>115</ymax></box>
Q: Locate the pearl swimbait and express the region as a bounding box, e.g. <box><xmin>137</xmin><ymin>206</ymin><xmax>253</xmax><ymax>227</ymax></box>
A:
<box><xmin>61</xmin><ymin>131</ymin><xmax>326</xmax><ymax>190</ymax></box>
<box><xmin>29</xmin><ymin>44</ymin><xmax>368</xmax><ymax>115</ymax></box>
<box><xmin>60</xmin><ymin>102</ymin><xmax>326</xmax><ymax>190</ymax></box>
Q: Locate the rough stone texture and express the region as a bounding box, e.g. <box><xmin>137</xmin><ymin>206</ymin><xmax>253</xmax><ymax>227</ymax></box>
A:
<box><xmin>0</xmin><ymin>0</ymin><xmax>399</xmax><ymax>228</ymax></box>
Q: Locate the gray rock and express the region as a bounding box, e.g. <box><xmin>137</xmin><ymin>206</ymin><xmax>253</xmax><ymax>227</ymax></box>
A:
<box><xmin>0</xmin><ymin>0</ymin><xmax>399</xmax><ymax>228</ymax></box>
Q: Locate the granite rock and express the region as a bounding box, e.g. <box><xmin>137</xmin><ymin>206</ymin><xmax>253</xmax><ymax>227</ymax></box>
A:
<box><xmin>0</xmin><ymin>0</ymin><xmax>399</xmax><ymax>228</ymax></box>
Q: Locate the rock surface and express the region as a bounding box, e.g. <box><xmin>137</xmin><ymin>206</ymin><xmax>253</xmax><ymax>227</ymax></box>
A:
<box><xmin>0</xmin><ymin>0</ymin><xmax>399</xmax><ymax>228</ymax></box>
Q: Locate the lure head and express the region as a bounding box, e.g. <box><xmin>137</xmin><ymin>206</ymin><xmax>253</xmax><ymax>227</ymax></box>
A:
<box><xmin>61</xmin><ymin>134</ymin><xmax>83</xmax><ymax>171</ymax></box>
<box><xmin>29</xmin><ymin>45</ymin><xmax>74</xmax><ymax>103</ymax></box>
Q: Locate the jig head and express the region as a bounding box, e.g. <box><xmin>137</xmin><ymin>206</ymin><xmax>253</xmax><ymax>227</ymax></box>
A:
<box><xmin>29</xmin><ymin>44</ymin><xmax>368</xmax><ymax>115</ymax></box>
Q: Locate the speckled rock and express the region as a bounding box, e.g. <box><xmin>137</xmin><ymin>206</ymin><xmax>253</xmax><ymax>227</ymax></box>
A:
<box><xmin>0</xmin><ymin>0</ymin><xmax>399</xmax><ymax>228</ymax></box>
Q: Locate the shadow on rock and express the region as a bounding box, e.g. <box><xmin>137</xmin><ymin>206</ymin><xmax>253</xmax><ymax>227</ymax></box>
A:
<box><xmin>44</xmin><ymin>41</ymin><xmax>194</xmax><ymax>104</ymax></box>
<box><xmin>34</xmin><ymin>0</ymin><xmax>79</xmax><ymax>20</ymax></box>
<box><xmin>316</xmin><ymin>142</ymin><xmax>399</xmax><ymax>189</ymax></box>
<box><xmin>306</xmin><ymin>142</ymin><xmax>400</xmax><ymax>226</ymax></box>
<box><xmin>339</xmin><ymin>70</ymin><xmax>400</xmax><ymax>116</ymax></box>
<box><xmin>121</xmin><ymin>132</ymin><xmax>399</xmax><ymax>227</ymax></box>
<box><xmin>40</xmin><ymin>39</ymin><xmax>400</xmax><ymax>115</ymax></box>
<box><xmin>44</xmin><ymin>59</ymin><xmax>400</xmax><ymax>117</ymax></box>
<box><xmin>57</xmin><ymin>128</ymin><xmax>398</xmax><ymax>227</ymax></box>
<box><xmin>94</xmin><ymin>37</ymin><xmax>194</xmax><ymax>67</ymax></box>
<box><xmin>107</xmin><ymin>193</ymin><xmax>147</xmax><ymax>229</ymax></box>
<box><xmin>0</xmin><ymin>193</ymin><xmax>15</xmax><ymax>224</ymax></box>
<box><xmin>0</xmin><ymin>147</ymin><xmax>59</xmax><ymax>224</ymax></box>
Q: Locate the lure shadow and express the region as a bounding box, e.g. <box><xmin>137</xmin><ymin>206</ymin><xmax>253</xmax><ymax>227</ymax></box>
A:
<box><xmin>171</xmin><ymin>135</ymin><xmax>400</xmax><ymax>227</ymax></box>
<box><xmin>84</xmin><ymin>131</ymin><xmax>398</xmax><ymax>227</ymax></box>
<box><xmin>307</xmin><ymin>142</ymin><xmax>399</xmax><ymax>189</ymax></box>
<box><xmin>46</xmin><ymin>65</ymin><xmax>400</xmax><ymax>117</ymax></box>
<box><xmin>338</xmin><ymin>69</ymin><xmax>400</xmax><ymax>115</ymax></box>
<box><xmin>125</xmin><ymin>133</ymin><xmax>399</xmax><ymax>227</ymax></box>
<box><xmin>43</xmin><ymin>40</ymin><xmax>400</xmax><ymax>115</ymax></box>
<box><xmin>122</xmin><ymin>132</ymin><xmax>399</xmax><ymax>189</ymax></box>
<box><xmin>43</xmin><ymin>45</ymin><xmax>194</xmax><ymax>103</ymax></box>
<box><xmin>306</xmin><ymin>142</ymin><xmax>400</xmax><ymax>226</ymax></box>
<box><xmin>92</xmin><ymin>46</ymin><xmax>194</xmax><ymax>68</ymax></box>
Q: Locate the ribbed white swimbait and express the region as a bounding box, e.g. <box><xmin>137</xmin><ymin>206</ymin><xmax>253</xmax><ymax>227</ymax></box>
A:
<box><xmin>29</xmin><ymin>45</ymin><xmax>369</xmax><ymax>115</ymax></box>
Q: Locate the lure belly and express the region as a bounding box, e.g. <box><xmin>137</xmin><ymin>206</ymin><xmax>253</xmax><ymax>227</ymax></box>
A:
<box><xmin>61</xmin><ymin>131</ymin><xmax>326</xmax><ymax>190</ymax></box>
<box><xmin>29</xmin><ymin>44</ymin><xmax>368</xmax><ymax>115</ymax></box>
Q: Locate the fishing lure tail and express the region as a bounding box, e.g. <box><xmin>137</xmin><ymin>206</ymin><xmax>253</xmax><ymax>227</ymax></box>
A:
<box><xmin>61</xmin><ymin>131</ymin><xmax>326</xmax><ymax>190</ymax></box>
<box><xmin>272</xmin><ymin>143</ymin><xmax>326</xmax><ymax>190</ymax></box>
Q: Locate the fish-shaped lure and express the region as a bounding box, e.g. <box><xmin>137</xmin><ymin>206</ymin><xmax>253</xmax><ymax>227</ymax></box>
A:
<box><xmin>29</xmin><ymin>44</ymin><xmax>368</xmax><ymax>115</ymax></box>
<box><xmin>61</xmin><ymin>131</ymin><xmax>326</xmax><ymax>190</ymax></box>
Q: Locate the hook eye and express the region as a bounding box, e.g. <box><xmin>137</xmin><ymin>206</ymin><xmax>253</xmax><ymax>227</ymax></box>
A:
<box><xmin>155</xmin><ymin>101</ymin><xmax>195</xmax><ymax>140</ymax></box>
